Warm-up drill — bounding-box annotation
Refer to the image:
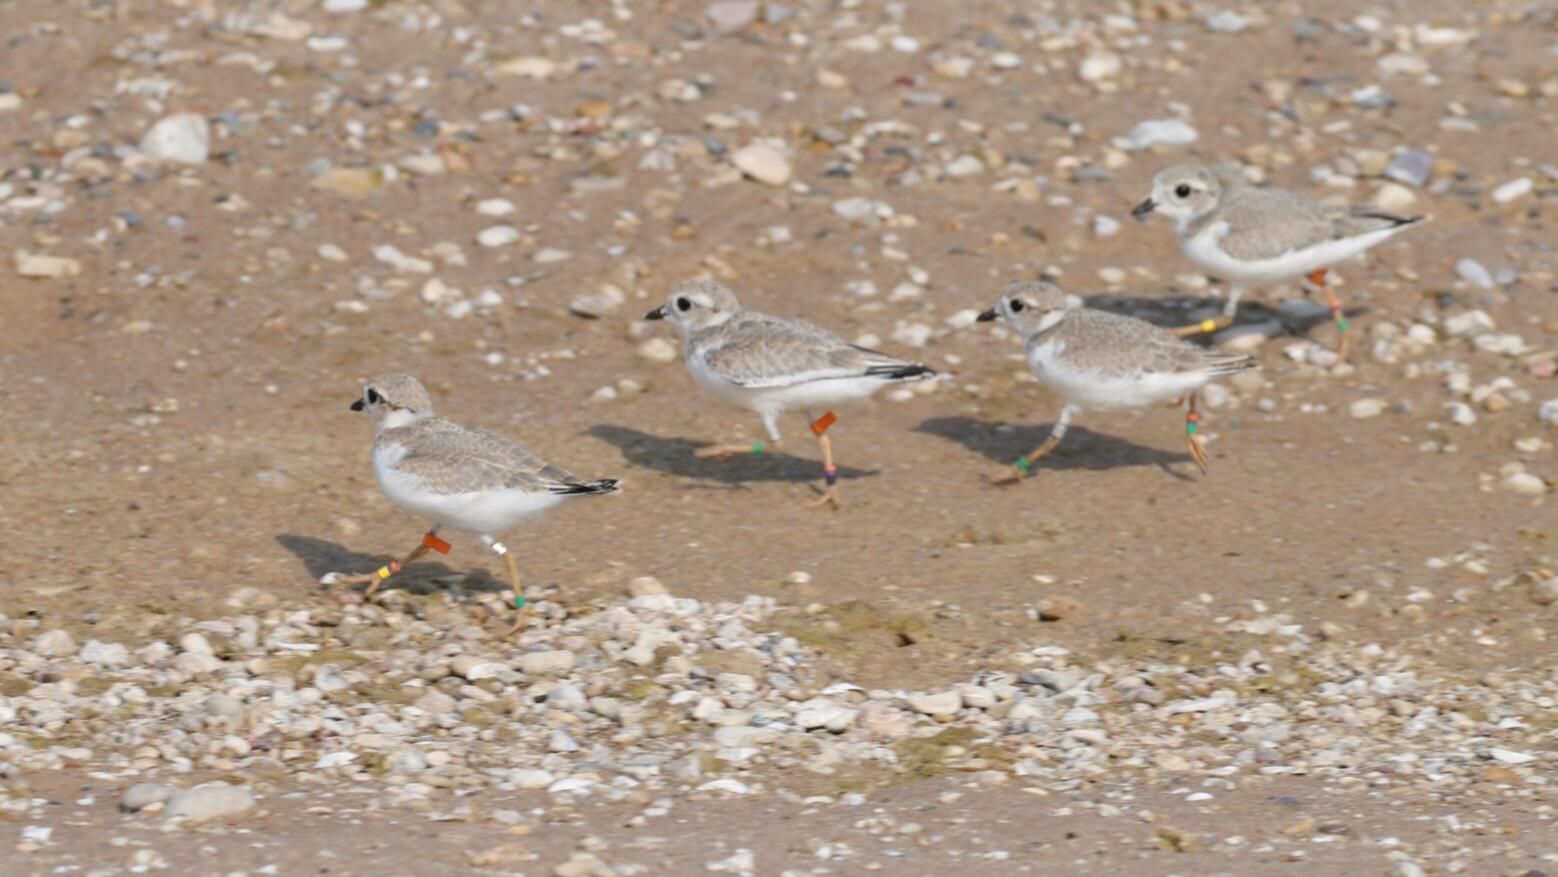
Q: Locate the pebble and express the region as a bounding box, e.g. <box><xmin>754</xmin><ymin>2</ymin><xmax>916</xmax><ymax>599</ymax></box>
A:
<box><xmin>519</xmin><ymin>650</ymin><xmax>578</xmax><ymax>676</ymax></box>
<box><xmin>1078</xmin><ymin>53</ymin><xmax>1121</xmax><ymax>82</ymax></box>
<box><xmin>1384</xmin><ymin>150</ymin><xmax>1432</xmax><ymax>188</ymax></box>
<box><xmin>569</xmin><ymin>285</ymin><xmax>625</xmax><ymax>319</ymax></box>
<box><xmin>120</xmin><ymin>783</ymin><xmax>179</xmax><ymax>813</ymax></box>
<box><xmin>907</xmin><ymin>690</ymin><xmax>961</xmax><ymax>716</ymax></box>
<box><xmin>14</xmin><ymin>251</ymin><xmax>82</xmax><ymax>279</ymax></box>
<box><xmin>731</xmin><ymin>143</ymin><xmax>792</xmax><ymax>186</ymax></box>
<box><xmin>164</xmin><ymin>783</ymin><xmax>257</xmax><ymax>824</ymax></box>
<box><xmin>477</xmin><ymin>225</ymin><xmax>520</xmax><ymax>248</ymax></box>
<box><xmin>139</xmin><ymin>113</ymin><xmax>210</xmax><ymax>164</ymax></box>
<box><xmin>706</xmin><ymin>0</ymin><xmax>758</xmax><ymax>31</ymax></box>
<box><xmin>637</xmin><ymin>337</ymin><xmax>678</xmax><ymax>362</ymax></box>
<box><xmin>1114</xmin><ymin>119</ymin><xmax>1198</xmax><ymax>152</ymax></box>
<box><xmin>1349</xmin><ymin>398</ymin><xmax>1386</xmax><ymax>419</ymax></box>
<box><xmin>1491</xmin><ymin>177</ymin><xmax>1532</xmax><ymax>204</ymax></box>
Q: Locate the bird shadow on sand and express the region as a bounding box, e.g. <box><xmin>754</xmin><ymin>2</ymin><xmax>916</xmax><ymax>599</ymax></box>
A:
<box><xmin>1080</xmin><ymin>291</ymin><xmax>1360</xmax><ymax>337</ymax></box>
<box><xmin>916</xmin><ymin>416</ymin><xmax>1193</xmax><ymax>479</ymax></box>
<box><xmin>585</xmin><ymin>424</ymin><xmax>876</xmax><ymax>487</ymax></box>
<box><xmin>275</xmin><ymin>533</ymin><xmax>507</xmax><ymax>595</ymax></box>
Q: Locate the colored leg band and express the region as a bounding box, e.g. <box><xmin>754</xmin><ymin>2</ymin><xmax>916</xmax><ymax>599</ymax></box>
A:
<box><xmin>422</xmin><ymin>532</ymin><xmax>452</xmax><ymax>554</ymax></box>
<box><xmin>1186</xmin><ymin>412</ymin><xmax>1200</xmax><ymax>435</ymax></box>
<box><xmin>810</xmin><ymin>411</ymin><xmax>838</xmax><ymax>436</ymax></box>
<box><xmin>1013</xmin><ymin>456</ymin><xmax>1031</xmax><ymax>472</ymax></box>
<box><xmin>751</xmin><ymin>442</ymin><xmax>765</xmax><ymax>455</ymax></box>
<box><xmin>514</xmin><ymin>595</ymin><xmax>527</xmax><ymax>609</ymax></box>
<box><xmin>824</xmin><ymin>465</ymin><xmax>838</xmax><ymax>486</ymax></box>
<box><xmin>376</xmin><ymin>561</ymin><xmax>401</xmax><ymax>580</ymax></box>
<box><xmin>1201</xmin><ymin>318</ymin><xmax>1218</xmax><ymax>333</ymax></box>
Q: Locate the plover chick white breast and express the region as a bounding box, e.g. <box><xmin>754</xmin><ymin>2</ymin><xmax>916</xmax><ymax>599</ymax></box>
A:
<box><xmin>1134</xmin><ymin>163</ymin><xmax>1423</xmax><ymax>356</ymax></box>
<box><xmin>977</xmin><ymin>280</ymin><xmax>1256</xmax><ymax>482</ymax></box>
<box><xmin>645</xmin><ymin>278</ymin><xmax>935</xmax><ymax>508</ymax></box>
<box><xmin>335</xmin><ymin>373</ymin><xmax>618</xmax><ymax>632</ymax></box>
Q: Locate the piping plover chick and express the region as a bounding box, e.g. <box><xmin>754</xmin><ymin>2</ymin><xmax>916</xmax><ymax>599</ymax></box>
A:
<box><xmin>977</xmin><ymin>280</ymin><xmax>1256</xmax><ymax>482</ymax></box>
<box><xmin>1133</xmin><ymin>163</ymin><xmax>1424</xmax><ymax>358</ymax></box>
<box><xmin>644</xmin><ymin>278</ymin><xmax>935</xmax><ymax>508</ymax></box>
<box><xmin>335</xmin><ymin>373</ymin><xmax>618</xmax><ymax>633</ymax></box>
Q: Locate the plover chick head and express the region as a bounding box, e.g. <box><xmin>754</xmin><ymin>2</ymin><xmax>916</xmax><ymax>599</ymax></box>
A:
<box><xmin>643</xmin><ymin>278</ymin><xmax>742</xmax><ymax>333</ymax></box>
<box><xmin>351</xmin><ymin>373</ymin><xmax>434</xmax><ymax>430</ymax></box>
<box><xmin>977</xmin><ymin>280</ymin><xmax>1081</xmax><ymax>336</ymax></box>
<box><xmin>1133</xmin><ymin>164</ymin><xmax>1224</xmax><ymax>228</ymax></box>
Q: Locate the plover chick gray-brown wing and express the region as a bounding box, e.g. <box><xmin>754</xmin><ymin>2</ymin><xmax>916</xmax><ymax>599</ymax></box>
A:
<box><xmin>645</xmin><ymin>277</ymin><xmax>934</xmax><ymax>508</ymax></box>
<box><xmin>1133</xmin><ymin>163</ymin><xmax>1423</xmax><ymax>356</ymax></box>
<box><xmin>334</xmin><ymin>373</ymin><xmax>618</xmax><ymax>633</ymax></box>
<box><xmin>977</xmin><ymin>280</ymin><xmax>1255</xmax><ymax>482</ymax></box>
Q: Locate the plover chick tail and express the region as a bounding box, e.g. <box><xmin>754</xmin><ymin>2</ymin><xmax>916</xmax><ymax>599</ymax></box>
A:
<box><xmin>549</xmin><ymin>478</ymin><xmax>620</xmax><ymax>496</ymax></box>
<box><xmin>978</xmin><ymin>279</ymin><xmax>1256</xmax><ymax>482</ymax></box>
<box><xmin>1136</xmin><ymin>163</ymin><xmax>1426</xmax><ymax>353</ymax></box>
<box><xmin>647</xmin><ymin>277</ymin><xmax>933</xmax><ymax>507</ymax></box>
<box><xmin>336</xmin><ymin>373</ymin><xmax>618</xmax><ymax>633</ymax></box>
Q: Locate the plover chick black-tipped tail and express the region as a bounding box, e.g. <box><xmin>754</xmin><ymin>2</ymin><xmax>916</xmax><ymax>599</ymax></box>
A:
<box><xmin>549</xmin><ymin>478</ymin><xmax>620</xmax><ymax>496</ymax></box>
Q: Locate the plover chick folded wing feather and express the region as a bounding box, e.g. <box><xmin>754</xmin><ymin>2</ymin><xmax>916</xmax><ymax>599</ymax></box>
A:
<box><xmin>1038</xmin><ymin>309</ymin><xmax>1256</xmax><ymax>378</ymax></box>
<box><xmin>1204</xmin><ymin>188</ymin><xmax>1423</xmax><ymax>263</ymax></box>
<box><xmin>693</xmin><ymin>313</ymin><xmax>934</xmax><ymax>388</ymax></box>
<box><xmin>377</xmin><ymin>418</ymin><xmax>618</xmax><ymax>497</ymax></box>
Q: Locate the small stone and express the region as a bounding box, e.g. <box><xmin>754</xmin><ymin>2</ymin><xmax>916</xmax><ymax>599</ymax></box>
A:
<box><xmin>477</xmin><ymin>198</ymin><xmax>515</xmax><ymax>216</ymax></box>
<box><xmin>14</xmin><ymin>251</ymin><xmax>82</xmax><ymax>279</ymax></box>
<box><xmin>1078</xmin><ymin>52</ymin><xmax>1121</xmax><ymax>82</ymax></box>
<box><xmin>415</xmin><ymin>689</ymin><xmax>457</xmax><ymax>714</ymax></box>
<box><xmin>33</xmin><ymin>629</ymin><xmax>77</xmax><ymax>658</ymax></box>
<box><xmin>1444</xmin><ymin>309</ymin><xmax>1495</xmax><ymax>336</ymax></box>
<box><xmin>731</xmin><ymin>142</ymin><xmax>791</xmax><ymax>186</ymax></box>
<box><xmin>1114</xmin><ymin>119</ymin><xmax>1198</xmax><ymax>152</ymax></box>
<box><xmin>496</xmin><ymin>56</ymin><xmax>557</xmax><ymax>79</ymax></box>
<box><xmin>1384</xmin><ymin>150</ymin><xmax>1432</xmax><ymax>188</ymax></box>
<box><xmin>1491</xmin><ymin>177</ymin><xmax>1533</xmax><ymax>204</ymax></box>
<box><xmin>637</xmin><ymin>337</ymin><xmax>678</xmax><ymax>363</ymax></box>
<box><xmin>477</xmin><ymin>225</ymin><xmax>520</xmax><ymax>248</ymax></box>
<box><xmin>164</xmin><ymin>783</ymin><xmax>256</xmax><ymax>824</ymax></box>
<box><xmin>1531</xmin><ymin>577</ymin><xmax>1558</xmax><ymax>606</ymax></box>
<box><xmin>569</xmin><ymin>284</ymin><xmax>625</xmax><ymax>318</ymax></box>
<box><xmin>518</xmin><ymin>650</ymin><xmax>577</xmax><ymax>676</ymax></box>
<box><xmin>907</xmin><ymin>690</ymin><xmax>962</xmax><ymax>716</ymax></box>
<box><xmin>706</xmin><ymin>0</ymin><xmax>759</xmax><ymax>31</ymax></box>
<box><xmin>1349</xmin><ymin>398</ymin><xmax>1386</xmax><ymax>419</ymax></box>
<box><xmin>628</xmin><ymin>576</ymin><xmax>669</xmax><ymax>597</ymax></box>
<box><xmin>139</xmin><ymin>113</ymin><xmax>210</xmax><ymax>164</ymax></box>
<box><xmin>1373</xmin><ymin>182</ymin><xmax>1418</xmax><ymax>212</ymax></box>
<box><xmin>548</xmin><ymin>730</ymin><xmax>581</xmax><ymax>752</ymax></box>
<box><xmin>1489</xmin><ymin>748</ymin><xmax>1535</xmax><ymax>765</ymax></box>
<box><xmin>309</xmin><ymin>168</ymin><xmax>381</xmax><ymax>198</ymax></box>
<box><xmin>1502</xmin><ymin>472</ymin><xmax>1547</xmax><ymax>496</ymax></box>
<box><xmin>1204</xmin><ymin>9</ymin><xmax>1247</xmax><ymax>32</ymax></box>
<box><xmin>121</xmin><ymin>783</ymin><xmax>179</xmax><ymax>813</ymax></box>
<box><xmin>451</xmin><ymin>656</ymin><xmax>506</xmax><ymax>681</ymax></box>
<box><xmin>944</xmin><ymin>154</ymin><xmax>984</xmax><ymax>177</ymax></box>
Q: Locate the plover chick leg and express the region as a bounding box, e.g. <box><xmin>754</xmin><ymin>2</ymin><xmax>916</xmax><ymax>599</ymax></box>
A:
<box><xmin>695</xmin><ymin>410</ymin><xmax>783</xmax><ymax>460</ymax></box>
<box><xmin>1171</xmin><ymin>287</ymin><xmax>1241</xmax><ymax>336</ymax></box>
<box><xmin>1186</xmin><ymin>393</ymin><xmax>1209</xmax><ymax>476</ymax></box>
<box><xmin>480</xmin><ymin>536</ymin><xmax>531</xmax><ymax>636</ymax></box>
<box><xmin>1309</xmin><ymin>269</ymin><xmax>1351</xmax><ymax>360</ymax></box>
<box><xmin>806</xmin><ymin>411</ymin><xmax>841</xmax><ymax>509</ymax></box>
<box><xmin>988</xmin><ymin>404</ymin><xmax>1076</xmax><ymax>486</ymax></box>
<box><xmin>332</xmin><ymin>527</ymin><xmax>449</xmax><ymax>598</ymax></box>
<box><xmin>694</xmin><ymin>439</ymin><xmax>781</xmax><ymax>459</ymax></box>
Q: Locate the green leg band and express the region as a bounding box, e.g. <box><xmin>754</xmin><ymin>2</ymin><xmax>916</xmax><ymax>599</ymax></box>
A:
<box><xmin>1186</xmin><ymin>422</ymin><xmax>1198</xmax><ymax>435</ymax></box>
<box><xmin>1013</xmin><ymin>456</ymin><xmax>1031</xmax><ymax>472</ymax></box>
<box><xmin>514</xmin><ymin>595</ymin><xmax>527</xmax><ymax>609</ymax></box>
<box><xmin>751</xmin><ymin>442</ymin><xmax>764</xmax><ymax>455</ymax></box>
<box><xmin>1336</xmin><ymin>318</ymin><xmax>1349</xmax><ymax>333</ymax></box>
